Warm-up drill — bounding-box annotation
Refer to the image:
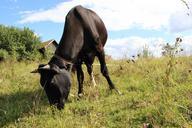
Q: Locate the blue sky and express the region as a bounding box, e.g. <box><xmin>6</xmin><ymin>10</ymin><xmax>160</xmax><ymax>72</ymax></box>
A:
<box><xmin>0</xmin><ymin>0</ymin><xmax>192</xmax><ymax>58</ymax></box>
<box><xmin>0</xmin><ymin>0</ymin><xmax>66</xmax><ymax>41</ymax></box>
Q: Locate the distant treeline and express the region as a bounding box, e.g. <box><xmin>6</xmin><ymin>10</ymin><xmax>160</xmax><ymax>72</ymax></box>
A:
<box><xmin>0</xmin><ymin>24</ymin><xmax>41</xmax><ymax>61</ymax></box>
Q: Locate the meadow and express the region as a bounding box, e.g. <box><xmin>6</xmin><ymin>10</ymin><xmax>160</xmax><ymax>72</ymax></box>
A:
<box><xmin>0</xmin><ymin>56</ymin><xmax>192</xmax><ymax>128</ymax></box>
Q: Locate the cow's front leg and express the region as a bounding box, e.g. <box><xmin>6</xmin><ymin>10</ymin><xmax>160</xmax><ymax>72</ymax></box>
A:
<box><xmin>76</xmin><ymin>64</ymin><xmax>84</xmax><ymax>97</ymax></box>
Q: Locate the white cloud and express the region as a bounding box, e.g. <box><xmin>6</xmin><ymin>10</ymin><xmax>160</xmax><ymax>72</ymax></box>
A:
<box><xmin>18</xmin><ymin>0</ymin><xmax>192</xmax><ymax>58</ymax></box>
<box><xmin>180</xmin><ymin>35</ymin><xmax>192</xmax><ymax>55</ymax></box>
<box><xmin>105</xmin><ymin>37</ymin><xmax>166</xmax><ymax>59</ymax></box>
<box><xmin>19</xmin><ymin>0</ymin><xmax>192</xmax><ymax>32</ymax></box>
<box><xmin>105</xmin><ymin>36</ymin><xmax>192</xmax><ymax>59</ymax></box>
<box><xmin>169</xmin><ymin>11</ymin><xmax>192</xmax><ymax>32</ymax></box>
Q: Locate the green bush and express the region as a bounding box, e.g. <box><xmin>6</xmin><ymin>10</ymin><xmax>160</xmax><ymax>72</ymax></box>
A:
<box><xmin>0</xmin><ymin>25</ymin><xmax>41</xmax><ymax>61</ymax></box>
<box><xmin>0</xmin><ymin>49</ymin><xmax>9</xmax><ymax>61</ymax></box>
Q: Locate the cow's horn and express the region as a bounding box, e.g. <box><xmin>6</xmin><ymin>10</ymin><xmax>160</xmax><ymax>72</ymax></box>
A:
<box><xmin>39</xmin><ymin>64</ymin><xmax>50</xmax><ymax>69</ymax></box>
<box><xmin>31</xmin><ymin>69</ymin><xmax>38</xmax><ymax>73</ymax></box>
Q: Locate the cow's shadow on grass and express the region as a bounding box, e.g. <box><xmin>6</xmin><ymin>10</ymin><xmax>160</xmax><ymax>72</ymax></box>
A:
<box><xmin>0</xmin><ymin>89</ymin><xmax>49</xmax><ymax>127</ymax></box>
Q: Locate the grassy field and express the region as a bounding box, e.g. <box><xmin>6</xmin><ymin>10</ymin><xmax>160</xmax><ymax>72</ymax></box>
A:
<box><xmin>0</xmin><ymin>57</ymin><xmax>192</xmax><ymax>128</ymax></box>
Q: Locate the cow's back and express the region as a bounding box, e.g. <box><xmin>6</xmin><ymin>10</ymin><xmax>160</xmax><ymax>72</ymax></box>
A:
<box><xmin>55</xmin><ymin>5</ymin><xmax>107</xmax><ymax>62</ymax></box>
<box><xmin>75</xmin><ymin>5</ymin><xmax>107</xmax><ymax>47</ymax></box>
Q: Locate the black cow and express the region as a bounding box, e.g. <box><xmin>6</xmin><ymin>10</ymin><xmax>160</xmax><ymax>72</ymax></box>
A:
<box><xmin>31</xmin><ymin>64</ymin><xmax>71</xmax><ymax>109</ymax></box>
<box><xmin>32</xmin><ymin>5</ymin><xmax>120</xmax><ymax>109</ymax></box>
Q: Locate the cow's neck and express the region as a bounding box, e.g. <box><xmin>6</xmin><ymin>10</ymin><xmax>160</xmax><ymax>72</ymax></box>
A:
<box><xmin>55</xmin><ymin>26</ymin><xmax>83</xmax><ymax>62</ymax></box>
<box><xmin>55</xmin><ymin>46</ymin><xmax>73</xmax><ymax>62</ymax></box>
<box><xmin>54</xmin><ymin>9</ymin><xmax>84</xmax><ymax>64</ymax></box>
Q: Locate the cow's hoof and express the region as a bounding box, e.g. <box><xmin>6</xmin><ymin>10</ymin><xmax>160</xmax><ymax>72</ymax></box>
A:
<box><xmin>109</xmin><ymin>88</ymin><xmax>122</xmax><ymax>95</ymax></box>
<box><xmin>114</xmin><ymin>88</ymin><xmax>122</xmax><ymax>95</ymax></box>
<box><xmin>78</xmin><ymin>93</ymin><xmax>84</xmax><ymax>98</ymax></box>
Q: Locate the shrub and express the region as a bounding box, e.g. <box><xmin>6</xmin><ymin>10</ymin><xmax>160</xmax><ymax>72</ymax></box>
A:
<box><xmin>0</xmin><ymin>25</ymin><xmax>41</xmax><ymax>61</ymax></box>
<box><xmin>0</xmin><ymin>49</ymin><xmax>9</xmax><ymax>61</ymax></box>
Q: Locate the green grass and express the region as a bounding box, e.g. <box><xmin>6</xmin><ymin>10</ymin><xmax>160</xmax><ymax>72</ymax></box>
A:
<box><xmin>0</xmin><ymin>57</ymin><xmax>192</xmax><ymax>128</ymax></box>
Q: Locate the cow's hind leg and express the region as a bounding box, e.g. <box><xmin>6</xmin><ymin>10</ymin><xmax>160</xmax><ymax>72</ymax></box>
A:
<box><xmin>76</xmin><ymin>63</ymin><xmax>84</xmax><ymax>97</ymax></box>
<box><xmin>97</xmin><ymin>51</ymin><xmax>121</xmax><ymax>94</ymax></box>
<box><xmin>85</xmin><ymin>58</ymin><xmax>96</xmax><ymax>87</ymax></box>
<box><xmin>86</xmin><ymin>64</ymin><xmax>96</xmax><ymax>87</ymax></box>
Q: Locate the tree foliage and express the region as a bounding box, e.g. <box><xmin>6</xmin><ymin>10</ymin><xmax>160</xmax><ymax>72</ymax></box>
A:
<box><xmin>0</xmin><ymin>24</ymin><xmax>41</xmax><ymax>60</ymax></box>
<box><xmin>0</xmin><ymin>49</ymin><xmax>9</xmax><ymax>61</ymax></box>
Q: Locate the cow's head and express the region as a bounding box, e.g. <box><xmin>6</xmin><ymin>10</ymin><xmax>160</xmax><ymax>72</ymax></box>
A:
<box><xmin>31</xmin><ymin>64</ymin><xmax>71</xmax><ymax>110</ymax></box>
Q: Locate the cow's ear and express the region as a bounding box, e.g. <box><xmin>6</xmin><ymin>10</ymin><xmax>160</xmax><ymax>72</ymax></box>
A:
<box><xmin>50</xmin><ymin>64</ymin><xmax>61</xmax><ymax>74</ymax></box>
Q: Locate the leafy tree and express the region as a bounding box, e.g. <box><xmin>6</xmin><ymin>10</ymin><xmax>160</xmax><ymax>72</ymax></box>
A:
<box><xmin>0</xmin><ymin>25</ymin><xmax>41</xmax><ymax>60</ymax></box>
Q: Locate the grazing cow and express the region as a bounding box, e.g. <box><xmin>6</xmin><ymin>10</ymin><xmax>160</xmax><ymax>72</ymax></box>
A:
<box><xmin>31</xmin><ymin>64</ymin><xmax>71</xmax><ymax>110</ymax></box>
<box><xmin>32</xmin><ymin>5</ymin><xmax>120</xmax><ymax>109</ymax></box>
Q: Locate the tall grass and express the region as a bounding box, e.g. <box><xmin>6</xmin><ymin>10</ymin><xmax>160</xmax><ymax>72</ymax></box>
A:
<box><xmin>0</xmin><ymin>57</ymin><xmax>192</xmax><ymax>127</ymax></box>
